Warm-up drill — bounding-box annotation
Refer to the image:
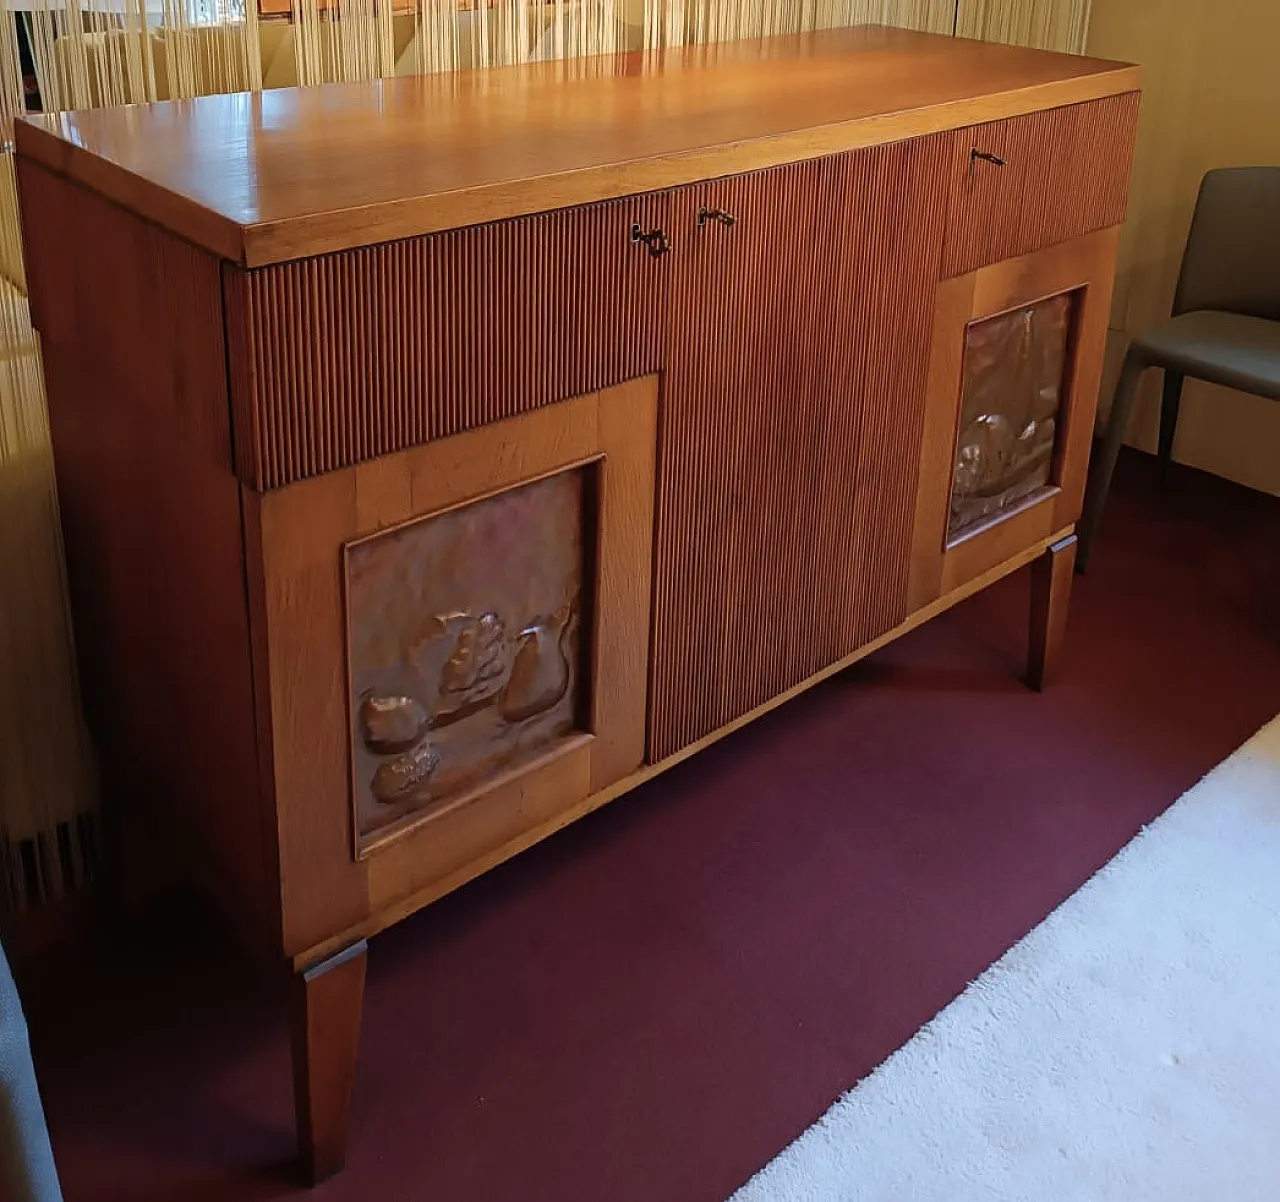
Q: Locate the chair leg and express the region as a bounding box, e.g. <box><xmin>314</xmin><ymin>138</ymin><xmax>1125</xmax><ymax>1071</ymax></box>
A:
<box><xmin>1158</xmin><ymin>370</ymin><xmax>1184</xmax><ymax>484</ymax></box>
<box><xmin>1078</xmin><ymin>349</ymin><xmax>1148</xmax><ymax>573</ymax></box>
<box><xmin>291</xmin><ymin>940</ymin><xmax>367</xmax><ymax>1186</ymax></box>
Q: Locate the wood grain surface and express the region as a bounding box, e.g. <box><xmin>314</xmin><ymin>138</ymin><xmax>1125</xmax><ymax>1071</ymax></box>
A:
<box><xmin>942</xmin><ymin>90</ymin><xmax>1140</xmax><ymax>277</ymax></box>
<box><xmin>15</xmin><ymin>27</ymin><xmax>1139</xmax><ymax>264</ymax></box>
<box><xmin>648</xmin><ymin>135</ymin><xmax>949</xmax><ymax>761</ymax></box>
<box><xmin>912</xmin><ymin>226</ymin><xmax>1123</xmax><ymax>604</ymax></box>
<box><xmin>223</xmin><ymin>191</ymin><xmax>669</xmax><ymax>489</ymax></box>
<box><xmin>291</xmin><ymin>940</ymin><xmax>367</xmax><ymax>1184</ymax></box>
<box><xmin>249</xmin><ymin>379</ymin><xmax>657</xmax><ymax>955</ymax></box>
<box><xmin>1028</xmin><ymin>533</ymin><xmax>1078</xmax><ymax>690</ymax></box>
<box><xmin>15</xmin><ymin>161</ymin><xmax>276</xmax><ymax>952</ymax></box>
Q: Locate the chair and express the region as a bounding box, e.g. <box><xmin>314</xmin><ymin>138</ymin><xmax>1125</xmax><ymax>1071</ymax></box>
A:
<box><xmin>0</xmin><ymin>942</ymin><xmax>62</xmax><ymax>1202</ymax></box>
<box><xmin>1078</xmin><ymin>167</ymin><xmax>1280</xmax><ymax>570</ymax></box>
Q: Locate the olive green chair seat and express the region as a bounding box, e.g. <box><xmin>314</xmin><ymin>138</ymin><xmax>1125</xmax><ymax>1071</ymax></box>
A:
<box><xmin>1133</xmin><ymin>311</ymin><xmax>1280</xmax><ymax>399</ymax></box>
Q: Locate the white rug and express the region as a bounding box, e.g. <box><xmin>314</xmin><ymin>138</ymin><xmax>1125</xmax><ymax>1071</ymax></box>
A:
<box><xmin>733</xmin><ymin>716</ymin><xmax>1280</xmax><ymax>1202</ymax></box>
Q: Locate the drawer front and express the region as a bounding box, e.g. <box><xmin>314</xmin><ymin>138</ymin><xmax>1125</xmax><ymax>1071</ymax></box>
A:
<box><xmin>225</xmin><ymin>191</ymin><xmax>671</xmax><ymax>491</ymax></box>
<box><xmin>942</xmin><ymin>92</ymin><xmax>1140</xmax><ymax>278</ymax></box>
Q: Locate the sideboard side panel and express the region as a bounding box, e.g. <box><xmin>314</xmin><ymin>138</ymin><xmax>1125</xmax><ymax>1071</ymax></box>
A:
<box><xmin>225</xmin><ymin>192</ymin><xmax>671</xmax><ymax>491</ymax></box>
<box><xmin>15</xmin><ymin>160</ymin><xmax>276</xmax><ymax>945</ymax></box>
<box><xmin>649</xmin><ymin>136</ymin><xmax>949</xmax><ymax>761</ymax></box>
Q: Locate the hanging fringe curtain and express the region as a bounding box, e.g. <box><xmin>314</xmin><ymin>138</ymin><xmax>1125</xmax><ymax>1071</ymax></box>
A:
<box><xmin>0</xmin><ymin>246</ymin><xmax>97</xmax><ymax>913</ymax></box>
<box><xmin>669</xmin><ymin>0</ymin><xmax>953</xmax><ymax>46</ymax></box>
<box><xmin>956</xmin><ymin>0</ymin><xmax>1092</xmax><ymax>52</ymax></box>
<box><xmin>0</xmin><ymin>0</ymin><xmax>1090</xmax><ymax>917</ymax></box>
<box><xmin>0</xmin><ymin>0</ymin><xmax>1090</xmax><ymax>113</ymax></box>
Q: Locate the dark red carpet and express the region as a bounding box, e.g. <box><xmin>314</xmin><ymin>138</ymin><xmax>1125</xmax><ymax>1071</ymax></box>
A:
<box><xmin>22</xmin><ymin>450</ymin><xmax>1280</xmax><ymax>1202</ymax></box>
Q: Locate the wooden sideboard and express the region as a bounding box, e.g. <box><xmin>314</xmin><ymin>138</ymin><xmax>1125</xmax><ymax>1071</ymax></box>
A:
<box><xmin>15</xmin><ymin>26</ymin><xmax>1140</xmax><ymax>1183</ymax></box>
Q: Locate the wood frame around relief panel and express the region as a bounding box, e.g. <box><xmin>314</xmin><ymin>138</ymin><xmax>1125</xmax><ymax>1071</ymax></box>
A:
<box><xmin>908</xmin><ymin>225</ymin><xmax>1121</xmax><ymax>609</ymax></box>
<box><xmin>245</xmin><ymin>376</ymin><xmax>658</xmax><ymax>957</ymax></box>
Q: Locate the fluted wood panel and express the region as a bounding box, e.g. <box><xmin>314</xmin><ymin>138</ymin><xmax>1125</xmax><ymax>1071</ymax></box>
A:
<box><xmin>649</xmin><ymin>136</ymin><xmax>950</xmax><ymax>762</ymax></box>
<box><xmin>943</xmin><ymin>92</ymin><xmax>1140</xmax><ymax>278</ymax></box>
<box><xmin>225</xmin><ymin>192</ymin><xmax>670</xmax><ymax>490</ymax></box>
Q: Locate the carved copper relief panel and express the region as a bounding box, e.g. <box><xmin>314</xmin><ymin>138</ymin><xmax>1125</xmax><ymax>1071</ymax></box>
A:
<box><xmin>345</xmin><ymin>468</ymin><xmax>589</xmax><ymax>848</ymax></box>
<box><xmin>949</xmin><ymin>291</ymin><xmax>1076</xmax><ymax>541</ymax></box>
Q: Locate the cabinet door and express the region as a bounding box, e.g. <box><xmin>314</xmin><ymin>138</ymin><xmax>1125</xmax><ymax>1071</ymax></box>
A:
<box><xmin>911</xmin><ymin>228</ymin><xmax>1121</xmax><ymax>606</ymax></box>
<box><xmin>254</xmin><ymin>377</ymin><xmax>660</xmax><ymax>956</ymax></box>
<box><xmin>649</xmin><ymin>137</ymin><xmax>950</xmax><ymax>762</ymax></box>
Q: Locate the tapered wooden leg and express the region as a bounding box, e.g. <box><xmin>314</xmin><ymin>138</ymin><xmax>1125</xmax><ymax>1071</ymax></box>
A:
<box><xmin>291</xmin><ymin>940</ymin><xmax>367</xmax><ymax>1185</ymax></box>
<box><xmin>1028</xmin><ymin>534</ymin><xmax>1078</xmax><ymax>692</ymax></box>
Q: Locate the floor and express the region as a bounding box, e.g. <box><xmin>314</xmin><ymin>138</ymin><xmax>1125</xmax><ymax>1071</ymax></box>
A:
<box><xmin>735</xmin><ymin>717</ymin><xmax>1280</xmax><ymax>1201</ymax></box>
<box><xmin>23</xmin><ymin>451</ymin><xmax>1280</xmax><ymax>1202</ymax></box>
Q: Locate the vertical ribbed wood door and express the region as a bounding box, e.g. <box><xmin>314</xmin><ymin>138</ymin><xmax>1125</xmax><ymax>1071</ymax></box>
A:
<box><xmin>648</xmin><ymin>136</ymin><xmax>951</xmax><ymax>762</ymax></box>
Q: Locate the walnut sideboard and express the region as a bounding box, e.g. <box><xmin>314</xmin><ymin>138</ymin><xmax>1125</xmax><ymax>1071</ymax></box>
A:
<box><xmin>15</xmin><ymin>26</ymin><xmax>1140</xmax><ymax>1183</ymax></box>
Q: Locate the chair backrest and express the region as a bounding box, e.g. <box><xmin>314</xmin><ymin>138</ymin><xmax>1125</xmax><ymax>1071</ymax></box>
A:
<box><xmin>1174</xmin><ymin>167</ymin><xmax>1280</xmax><ymax>321</ymax></box>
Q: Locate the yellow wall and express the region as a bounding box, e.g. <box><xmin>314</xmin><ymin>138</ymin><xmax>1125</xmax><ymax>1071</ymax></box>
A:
<box><xmin>1088</xmin><ymin>0</ymin><xmax>1280</xmax><ymax>496</ymax></box>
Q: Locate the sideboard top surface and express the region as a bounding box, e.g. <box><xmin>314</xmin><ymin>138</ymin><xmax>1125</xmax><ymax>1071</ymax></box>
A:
<box><xmin>15</xmin><ymin>25</ymin><xmax>1139</xmax><ymax>267</ymax></box>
